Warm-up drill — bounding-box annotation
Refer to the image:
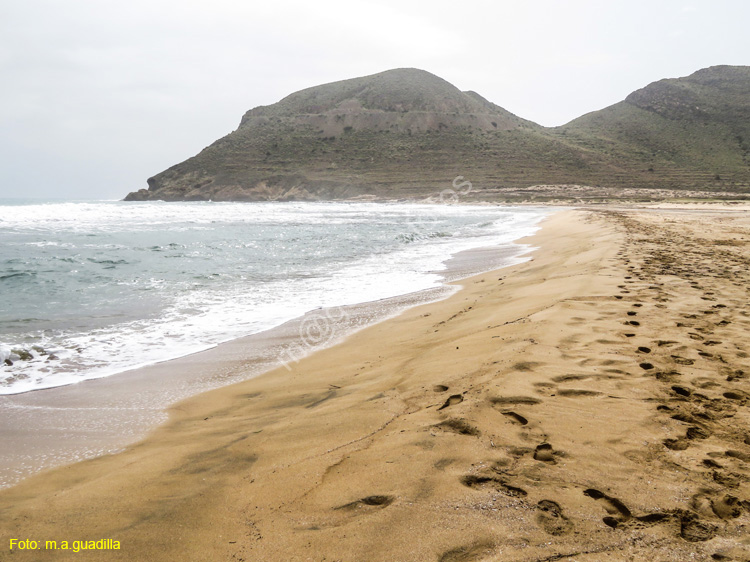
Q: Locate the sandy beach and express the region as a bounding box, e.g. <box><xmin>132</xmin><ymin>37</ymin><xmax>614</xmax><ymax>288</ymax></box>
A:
<box><xmin>1</xmin><ymin>207</ymin><xmax>749</xmax><ymax>561</ymax></box>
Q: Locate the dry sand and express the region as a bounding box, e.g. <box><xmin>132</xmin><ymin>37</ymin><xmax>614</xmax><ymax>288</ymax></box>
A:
<box><xmin>1</xmin><ymin>208</ymin><xmax>749</xmax><ymax>561</ymax></box>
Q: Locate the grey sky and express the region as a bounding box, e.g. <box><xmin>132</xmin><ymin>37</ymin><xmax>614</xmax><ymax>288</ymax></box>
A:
<box><xmin>1</xmin><ymin>0</ymin><xmax>748</xmax><ymax>199</ymax></box>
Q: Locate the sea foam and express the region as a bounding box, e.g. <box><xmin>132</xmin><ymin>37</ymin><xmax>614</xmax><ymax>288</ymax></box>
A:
<box><xmin>0</xmin><ymin>200</ymin><xmax>552</xmax><ymax>394</ymax></box>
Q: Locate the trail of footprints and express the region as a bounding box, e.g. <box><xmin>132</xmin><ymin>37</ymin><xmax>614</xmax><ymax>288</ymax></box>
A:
<box><xmin>323</xmin><ymin>211</ymin><xmax>749</xmax><ymax>561</ymax></box>
<box><xmin>607</xmin><ymin>211</ymin><xmax>750</xmax><ymax>551</ymax></box>
<box><xmin>430</xmin><ymin>383</ymin><xmax>580</xmax><ymax>560</ymax></box>
<box><xmin>432</xmin><ymin>212</ymin><xmax>747</xmax><ymax>560</ymax></box>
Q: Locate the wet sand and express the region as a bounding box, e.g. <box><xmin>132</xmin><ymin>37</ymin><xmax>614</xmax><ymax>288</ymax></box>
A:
<box><xmin>0</xmin><ymin>239</ymin><xmax>532</xmax><ymax>490</ymax></box>
<box><xmin>0</xmin><ymin>287</ymin><xmax>452</xmax><ymax>489</ymax></box>
<box><xmin>1</xmin><ymin>208</ymin><xmax>749</xmax><ymax>561</ymax></box>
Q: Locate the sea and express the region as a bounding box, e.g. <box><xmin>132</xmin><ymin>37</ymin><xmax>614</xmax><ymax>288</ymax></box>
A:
<box><xmin>0</xmin><ymin>199</ymin><xmax>552</xmax><ymax>396</ymax></box>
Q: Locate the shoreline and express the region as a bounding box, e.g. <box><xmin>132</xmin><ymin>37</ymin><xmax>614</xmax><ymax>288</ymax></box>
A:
<box><xmin>0</xmin><ymin>199</ymin><xmax>549</xmax><ymax>396</ymax></box>
<box><xmin>2</xmin><ymin>207</ymin><xmax>749</xmax><ymax>561</ymax></box>
<box><xmin>0</xmin><ymin>218</ymin><xmax>545</xmax><ymax>489</ymax></box>
<box><xmin>0</xmin><ymin>202</ymin><xmax>549</xmax><ymax>395</ymax></box>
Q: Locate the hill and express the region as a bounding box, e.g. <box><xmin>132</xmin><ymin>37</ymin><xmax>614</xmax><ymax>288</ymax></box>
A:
<box><xmin>125</xmin><ymin>66</ymin><xmax>750</xmax><ymax>202</ymax></box>
<box><xmin>554</xmin><ymin>65</ymin><xmax>750</xmax><ymax>193</ymax></box>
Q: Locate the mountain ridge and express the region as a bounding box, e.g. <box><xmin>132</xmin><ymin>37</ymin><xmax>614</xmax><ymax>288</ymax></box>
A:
<box><xmin>125</xmin><ymin>66</ymin><xmax>750</xmax><ymax>202</ymax></box>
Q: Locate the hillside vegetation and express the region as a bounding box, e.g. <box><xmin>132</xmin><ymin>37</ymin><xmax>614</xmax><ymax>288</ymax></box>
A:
<box><xmin>125</xmin><ymin>66</ymin><xmax>750</xmax><ymax>202</ymax></box>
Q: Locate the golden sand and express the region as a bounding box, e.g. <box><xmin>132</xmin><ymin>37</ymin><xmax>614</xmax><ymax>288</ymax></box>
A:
<box><xmin>1</xmin><ymin>208</ymin><xmax>749</xmax><ymax>561</ymax></box>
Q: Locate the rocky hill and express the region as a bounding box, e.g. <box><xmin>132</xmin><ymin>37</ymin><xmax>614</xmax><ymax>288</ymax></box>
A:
<box><xmin>555</xmin><ymin>65</ymin><xmax>750</xmax><ymax>194</ymax></box>
<box><xmin>125</xmin><ymin>66</ymin><xmax>750</xmax><ymax>202</ymax></box>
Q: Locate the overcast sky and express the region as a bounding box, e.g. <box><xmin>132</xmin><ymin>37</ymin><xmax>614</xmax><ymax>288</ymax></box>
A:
<box><xmin>1</xmin><ymin>0</ymin><xmax>748</xmax><ymax>200</ymax></box>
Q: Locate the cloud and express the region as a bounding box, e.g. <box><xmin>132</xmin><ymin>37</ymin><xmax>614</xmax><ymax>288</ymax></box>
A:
<box><xmin>0</xmin><ymin>0</ymin><xmax>748</xmax><ymax>198</ymax></box>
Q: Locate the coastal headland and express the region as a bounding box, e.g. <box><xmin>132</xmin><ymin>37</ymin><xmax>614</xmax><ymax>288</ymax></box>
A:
<box><xmin>125</xmin><ymin>66</ymin><xmax>750</xmax><ymax>203</ymax></box>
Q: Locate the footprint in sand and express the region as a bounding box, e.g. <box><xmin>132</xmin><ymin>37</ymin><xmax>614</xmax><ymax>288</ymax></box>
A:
<box><xmin>583</xmin><ymin>488</ymin><xmax>632</xmax><ymax>527</ymax></box>
<box><xmin>671</xmin><ymin>385</ymin><xmax>692</xmax><ymax>397</ymax></box>
<box><xmin>557</xmin><ymin>389</ymin><xmax>602</xmax><ymax>397</ymax></box>
<box><xmin>306</xmin><ymin>494</ymin><xmax>395</xmax><ymax>530</ymax></box>
<box><xmin>723</xmin><ymin>391</ymin><xmax>747</xmax><ymax>402</ymax></box>
<box><xmin>712</xmin><ymin>495</ymin><xmax>743</xmax><ymax>519</ymax></box>
<box><xmin>536</xmin><ymin>500</ymin><xmax>573</xmax><ymax>535</ymax></box>
<box><xmin>512</xmin><ymin>361</ymin><xmax>543</xmax><ymax>372</ymax></box>
<box><xmin>500</xmin><ymin>411</ymin><xmax>528</xmax><ymax>425</ymax></box>
<box><xmin>433</xmin><ymin>458</ymin><xmax>457</xmax><ymax>471</ymax></box>
<box><xmin>654</xmin><ymin>369</ymin><xmax>683</xmax><ymax>382</ymax></box>
<box><xmin>334</xmin><ymin>495</ymin><xmax>394</xmax><ymax>512</ymax></box>
<box><xmin>433</xmin><ymin>418</ymin><xmax>481</xmax><ymax>437</ymax></box>
<box><xmin>533</xmin><ymin>443</ymin><xmax>557</xmax><ymax>463</ymax></box>
<box><xmin>489</xmin><ymin>396</ymin><xmax>541</xmax><ymax>407</ymax></box>
<box><xmin>692</xmin><ymin>492</ymin><xmax>743</xmax><ymax>520</ymax></box>
<box><xmin>433</xmin><ymin>385</ymin><xmax>450</xmax><ymax>392</ymax></box>
<box><xmin>438</xmin><ymin>541</ymin><xmax>495</xmax><ymax>562</ymax></box>
<box><xmin>552</xmin><ymin>374</ymin><xmax>595</xmax><ymax>383</ymax></box>
<box><xmin>438</xmin><ymin>394</ymin><xmax>464</xmax><ymax>410</ymax></box>
<box><xmin>671</xmin><ymin>355</ymin><xmax>695</xmax><ymax>366</ymax></box>
<box><xmin>726</xmin><ymin>370</ymin><xmax>747</xmax><ymax>382</ymax></box>
<box><xmin>460</xmin><ymin>475</ymin><xmax>527</xmax><ymax>497</ymax></box>
<box><xmin>664</xmin><ymin>438</ymin><xmax>690</xmax><ymax>451</ymax></box>
<box><xmin>679</xmin><ymin>512</ymin><xmax>718</xmax><ymax>542</ymax></box>
<box><xmin>686</xmin><ymin>426</ymin><xmax>711</xmax><ymax>440</ymax></box>
<box><xmin>657</xmin><ymin>340</ymin><xmax>678</xmax><ymax>347</ymax></box>
<box><xmin>725</xmin><ymin>450</ymin><xmax>750</xmax><ymax>462</ymax></box>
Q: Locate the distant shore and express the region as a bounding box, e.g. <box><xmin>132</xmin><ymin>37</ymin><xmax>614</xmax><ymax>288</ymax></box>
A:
<box><xmin>1</xmin><ymin>206</ymin><xmax>749</xmax><ymax>561</ymax></box>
